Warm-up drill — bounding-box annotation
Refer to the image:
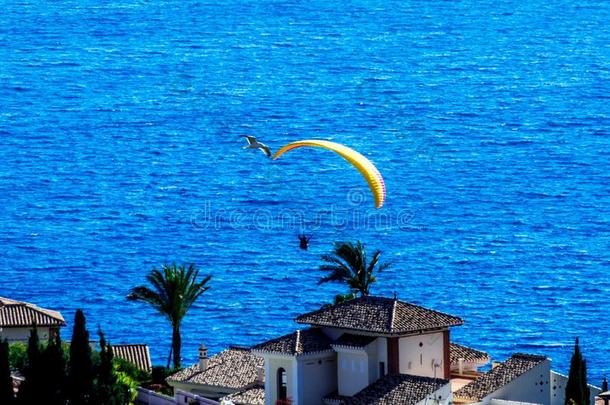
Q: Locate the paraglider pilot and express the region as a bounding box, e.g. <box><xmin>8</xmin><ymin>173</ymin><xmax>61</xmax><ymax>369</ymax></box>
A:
<box><xmin>298</xmin><ymin>234</ymin><xmax>312</xmax><ymax>250</ymax></box>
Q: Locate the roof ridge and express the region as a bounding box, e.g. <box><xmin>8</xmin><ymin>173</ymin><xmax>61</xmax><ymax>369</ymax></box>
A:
<box><xmin>295</xmin><ymin>330</ymin><xmax>302</xmax><ymax>354</ymax></box>
<box><xmin>389</xmin><ymin>299</ymin><xmax>398</xmax><ymax>333</ymax></box>
<box><xmin>512</xmin><ymin>353</ymin><xmax>547</xmax><ymax>361</ymax></box>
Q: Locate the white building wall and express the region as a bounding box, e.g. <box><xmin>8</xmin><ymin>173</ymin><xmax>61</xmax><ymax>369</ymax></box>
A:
<box><xmin>377</xmin><ymin>337</ymin><xmax>388</xmax><ymax>370</ymax></box>
<box><xmin>482</xmin><ymin>360</ymin><xmax>551</xmax><ymax>405</ymax></box>
<box><xmin>489</xmin><ymin>399</ymin><xmax>542</xmax><ymax>405</ymax></box>
<box><xmin>451</xmin><ymin>360</ymin><xmax>483</xmax><ymax>374</ymax></box>
<box><xmin>337</xmin><ymin>351</ymin><xmax>369</xmax><ymax>396</ymax></box>
<box><xmin>264</xmin><ymin>356</ymin><xmax>296</xmax><ymax>405</ymax></box>
<box><xmin>365</xmin><ymin>341</ymin><xmax>379</xmax><ymax>384</ymax></box>
<box><xmin>399</xmin><ymin>332</ymin><xmax>445</xmax><ymax>378</ymax></box>
<box><xmin>0</xmin><ymin>327</ymin><xmax>53</xmax><ymax>342</ymax></box>
<box><xmin>297</xmin><ymin>353</ymin><xmax>337</xmax><ymax>405</ymax></box>
<box><xmin>413</xmin><ymin>382</ymin><xmax>452</xmax><ymax>405</ymax></box>
<box><xmin>550</xmin><ymin>371</ymin><xmax>600</xmax><ymax>405</ymax></box>
<box><xmin>550</xmin><ymin>371</ymin><xmax>567</xmax><ymax>405</ymax></box>
<box><xmin>167</xmin><ymin>381</ymin><xmax>235</xmax><ymax>400</ymax></box>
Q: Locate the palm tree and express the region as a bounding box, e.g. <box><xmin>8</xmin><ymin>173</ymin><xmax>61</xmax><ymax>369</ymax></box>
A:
<box><xmin>127</xmin><ymin>263</ymin><xmax>211</xmax><ymax>369</ymax></box>
<box><xmin>318</xmin><ymin>241</ymin><xmax>390</xmax><ymax>298</ymax></box>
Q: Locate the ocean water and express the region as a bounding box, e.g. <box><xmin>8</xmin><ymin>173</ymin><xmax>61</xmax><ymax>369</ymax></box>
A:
<box><xmin>2</xmin><ymin>0</ymin><xmax>609</xmax><ymax>381</ymax></box>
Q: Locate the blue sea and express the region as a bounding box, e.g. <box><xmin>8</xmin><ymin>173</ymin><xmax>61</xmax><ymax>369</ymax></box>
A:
<box><xmin>2</xmin><ymin>0</ymin><xmax>609</xmax><ymax>382</ymax></box>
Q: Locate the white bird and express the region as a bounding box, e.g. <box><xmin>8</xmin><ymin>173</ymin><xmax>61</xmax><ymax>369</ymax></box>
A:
<box><xmin>242</xmin><ymin>135</ymin><xmax>271</xmax><ymax>158</ymax></box>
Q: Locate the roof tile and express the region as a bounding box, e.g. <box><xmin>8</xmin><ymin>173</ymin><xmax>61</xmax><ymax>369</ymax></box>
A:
<box><xmin>221</xmin><ymin>384</ymin><xmax>265</xmax><ymax>405</ymax></box>
<box><xmin>0</xmin><ymin>296</ymin><xmax>66</xmax><ymax>328</ymax></box>
<box><xmin>450</xmin><ymin>343</ymin><xmax>490</xmax><ymax>364</ymax></box>
<box><xmin>252</xmin><ymin>328</ymin><xmax>333</xmax><ymax>356</ymax></box>
<box><xmin>167</xmin><ymin>347</ymin><xmax>263</xmax><ymax>389</ymax></box>
<box><xmin>111</xmin><ymin>344</ymin><xmax>152</xmax><ymax>372</ymax></box>
<box><xmin>454</xmin><ymin>353</ymin><xmax>547</xmax><ymax>401</ymax></box>
<box><xmin>324</xmin><ymin>373</ymin><xmax>449</xmax><ymax>405</ymax></box>
<box><xmin>297</xmin><ymin>296</ymin><xmax>462</xmax><ymax>335</ymax></box>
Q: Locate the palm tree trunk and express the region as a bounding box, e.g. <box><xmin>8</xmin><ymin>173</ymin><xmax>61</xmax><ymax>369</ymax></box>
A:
<box><xmin>166</xmin><ymin>346</ymin><xmax>173</xmax><ymax>369</ymax></box>
<box><xmin>172</xmin><ymin>324</ymin><xmax>181</xmax><ymax>369</ymax></box>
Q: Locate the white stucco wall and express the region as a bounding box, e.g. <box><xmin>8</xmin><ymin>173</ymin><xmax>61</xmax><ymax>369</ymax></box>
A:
<box><xmin>297</xmin><ymin>353</ymin><xmax>337</xmax><ymax>405</ymax></box>
<box><xmin>377</xmin><ymin>337</ymin><xmax>388</xmax><ymax>370</ymax></box>
<box><xmin>0</xmin><ymin>327</ymin><xmax>52</xmax><ymax>342</ymax></box>
<box><xmin>550</xmin><ymin>371</ymin><xmax>600</xmax><ymax>405</ymax></box>
<box><xmin>482</xmin><ymin>360</ymin><xmax>551</xmax><ymax>405</ymax></box>
<box><xmin>399</xmin><ymin>332</ymin><xmax>445</xmax><ymax>378</ymax></box>
<box><xmin>264</xmin><ymin>356</ymin><xmax>296</xmax><ymax>405</ymax></box>
<box><xmin>414</xmin><ymin>381</ymin><xmax>452</xmax><ymax>405</ymax></box>
<box><xmin>337</xmin><ymin>350</ymin><xmax>369</xmax><ymax>396</ymax></box>
<box><xmin>451</xmin><ymin>359</ymin><xmax>483</xmax><ymax>374</ymax></box>
<box><xmin>489</xmin><ymin>399</ymin><xmax>542</xmax><ymax>405</ymax></box>
<box><xmin>550</xmin><ymin>371</ymin><xmax>567</xmax><ymax>405</ymax></box>
<box><xmin>168</xmin><ymin>380</ymin><xmax>236</xmax><ymax>400</ymax></box>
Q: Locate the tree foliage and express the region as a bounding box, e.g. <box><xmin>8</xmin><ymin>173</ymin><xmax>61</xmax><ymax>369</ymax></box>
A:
<box><xmin>6</xmin><ymin>310</ymin><xmax>144</xmax><ymax>405</ymax></box>
<box><xmin>0</xmin><ymin>339</ymin><xmax>14</xmax><ymax>404</ymax></box>
<box><xmin>319</xmin><ymin>241</ymin><xmax>390</xmax><ymax>298</ymax></box>
<box><xmin>565</xmin><ymin>337</ymin><xmax>590</xmax><ymax>405</ymax></box>
<box><xmin>68</xmin><ymin>309</ymin><xmax>94</xmax><ymax>404</ymax></box>
<box><xmin>127</xmin><ymin>263</ymin><xmax>211</xmax><ymax>368</ymax></box>
<box><xmin>41</xmin><ymin>334</ymin><xmax>66</xmax><ymax>404</ymax></box>
<box><xmin>16</xmin><ymin>327</ymin><xmax>43</xmax><ymax>404</ymax></box>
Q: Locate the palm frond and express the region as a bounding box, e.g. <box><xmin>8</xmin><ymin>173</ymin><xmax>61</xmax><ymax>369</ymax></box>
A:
<box><xmin>319</xmin><ymin>241</ymin><xmax>388</xmax><ymax>298</ymax></box>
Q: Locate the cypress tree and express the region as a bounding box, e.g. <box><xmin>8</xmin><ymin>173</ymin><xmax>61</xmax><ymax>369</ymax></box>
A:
<box><xmin>68</xmin><ymin>309</ymin><xmax>94</xmax><ymax>404</ymax></box>
<box><xmin>581</xmin><ymin>357</ymin><xmax>591</xmax><ymax>404</ymax></box>
<box><xmin>16</xmin><ymin>327</ymin><xmax>43</xmax><ymax>404</ymax></box>
<box><xmin>565</xmin><ymin>337</ymin><xmax>590</xmax><ymax>405</ymax></box>
<box><xmin>95</xmin><ymin>329</ymin><xmax>115</xmax><ymax>404</ymax></box>
<box><xmin>0</xmin><ymin>339</ymin><xmax>14</xmax><ymax>404</ymax></box>
<box><xmin>42</xmin><ymin>334</ymin><xmax>66</xmax><ymax>404</ymax></box>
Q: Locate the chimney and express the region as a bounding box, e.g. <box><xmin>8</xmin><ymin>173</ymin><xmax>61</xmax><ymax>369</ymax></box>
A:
<box><xmin>601</xmin><ymin>377</ymin><xmax>610</xmax><ymax>405</ymax></box>
<box><xmin>257</xmin><ymin>366</ymin><xmax>264</xmax><ymax>384</ymax></box>
<box><xmin>198</xmin><ymin>343</ymin><xmax>208</xmax><ymax>371</ymax></box>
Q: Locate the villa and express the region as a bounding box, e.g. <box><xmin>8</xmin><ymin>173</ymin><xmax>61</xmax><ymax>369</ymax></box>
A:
<box><xmin>0</xmin><ymin>296</ymin><xmax>66</xmax><ymax>342</ymax></box>
<box><xmin>164</xmin><ymin>295</ymin><xmax>600</xmax><ymax>405</ymax></box>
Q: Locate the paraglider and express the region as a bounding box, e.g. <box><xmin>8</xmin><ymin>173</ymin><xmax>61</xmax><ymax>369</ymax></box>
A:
<box><xmin>273</xmin><ymin>140</ymin><xmax>386</xmax><ymax>208</ymax></box>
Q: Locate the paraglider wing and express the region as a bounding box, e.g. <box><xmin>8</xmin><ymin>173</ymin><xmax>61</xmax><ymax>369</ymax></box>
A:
<box><xmin>272</xmin><ymin>140</ymin><xmax>386</xmax><ymax>208</ymax></box>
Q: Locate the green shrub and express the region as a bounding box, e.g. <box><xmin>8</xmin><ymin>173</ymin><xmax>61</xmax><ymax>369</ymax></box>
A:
<box><xmin>8</xmin><ymin>342</ymin><xmax>27</xmax><ymax>372</ymax></box>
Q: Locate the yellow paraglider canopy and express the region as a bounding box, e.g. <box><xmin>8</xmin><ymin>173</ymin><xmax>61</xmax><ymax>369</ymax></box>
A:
<box><xmin>273</xmin><ymin>140</ymin><xmax>386</xmax><ymax>208</ymax></box>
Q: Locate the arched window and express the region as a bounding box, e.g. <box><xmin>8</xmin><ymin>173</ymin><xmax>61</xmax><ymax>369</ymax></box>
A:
<box><xmin>277</xmin><ymin>367</ymin><xmax>287</xmax><ymax>399</ymax></box>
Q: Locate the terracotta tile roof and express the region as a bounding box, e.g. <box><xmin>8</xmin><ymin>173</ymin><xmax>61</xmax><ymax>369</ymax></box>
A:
<box><xmin>167</xmin><ymin>347</ymin><xmax>263</xmax><ymax>390</ymax></box>
<box><xmin>221</xmin><ymin>384</ymin><xmax>265</xmax><ymax>405</ymax></box>
<box><xmin>111</xmin><ymin>344</ymin><xmax>152</xmax><ymax>372</ymax></box>
<box><xmin>450</xmin><ymin>343</ymin><xmax>490</xmax><ymax>364</ymax></box>
<box><xmin>324</xmin><ymin>373</ymin><xmax>449</xmax><ymax>405</ymax></box>
<box><xmin>252</xmin><ymin>328</ymin><xmax>333</xmax><ymax>357</ymax></box>
<box><xmin>296</xmin><ymin>296</ymin><xmax>463</xmax><ymax>335</ymax></box>
<box><xmin>0</xmin><ymin>296</ymin><xmax>66</xmax><ymax>327</ymax></box>
<box><xmin>454</xmin><ymin>353</ymin><xmax>547</xmax><ymax>401</ymax></box>
<box><xmin>332</xmin><ymin>334</ymin><xmax>377</xmax><ymax>349</ymax></box>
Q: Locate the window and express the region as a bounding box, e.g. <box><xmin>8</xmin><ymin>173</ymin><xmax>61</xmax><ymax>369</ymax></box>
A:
<box><xmin>277</xmin><ymin>367</ymin><xmax>287</xmax><ymax>400</ymax></box>
<box><xmin>379</xmin><ymin>362</ymin><xmax>386</xmax><ymax>377</ymax></box>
